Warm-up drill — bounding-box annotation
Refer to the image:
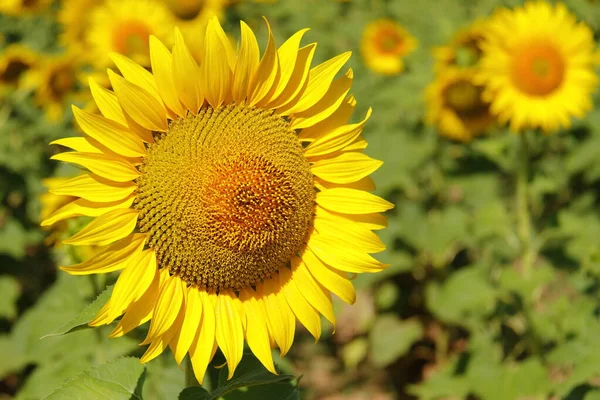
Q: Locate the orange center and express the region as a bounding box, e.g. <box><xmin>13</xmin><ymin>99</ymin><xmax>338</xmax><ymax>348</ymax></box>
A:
<box><xmin>112</xmin><ymin>21</ymin><xmax>151</xmax><ymax>57</ymax></box>
<box><xmin>375</xmin><ymin>28</ymin><xmax>405</xmax><ymax>55</ymax></box>
<box><xmin>511</xmin><ymin>42</ymin><xmax>565</xmax><ymax>96</ymax></box>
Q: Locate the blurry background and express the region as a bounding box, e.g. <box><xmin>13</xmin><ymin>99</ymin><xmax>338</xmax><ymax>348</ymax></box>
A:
<box><xmin>2</xmin><ymin>0</ymin><xmax>600</xmax><ymax>399</ymax></box>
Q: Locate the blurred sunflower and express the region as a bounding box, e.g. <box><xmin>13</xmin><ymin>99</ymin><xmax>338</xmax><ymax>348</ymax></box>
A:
<box><xmin>86</xmin><ymin>0</ymin><xmax>174</xmax><ymax>69</ymax></box>
<box><xmin>0</xmin><ymin>44</ymin><xmax>39</xmax><ymax>93</ymax></box>
<box><xmin>478</xmin><ymin>1</ymin><xmax>598</xmax><ymax>132</ymax></box>
<box><xmin>0</xmin><ymin>0</ymin><xmax>52</xmax><ymax>15</ymax></box>
<box><xmin>426</xmin><ymin>68</ymin><xmax>493</xmax><ymax>142</ymax></box>
<box><xmin>58</xmin><ymin>0</ymin><xmax>103</xmax><ymax>52</ymax></box>
<box><xmin>360</xmin><ymin>19</ymin><xmax>417</xmax><ymax>75</ymax></box>
<box><xmin>433</xmin><ymin>20</ymin><xmax>485</xmax><ymax>72</ymax></box>
<box><xmin>163</xmin><ymin>0</ymin><xmax>225</xmax><ymax>26</ymax></box>
<box><xmin>26</xmin><ymin>52</ymin><xmax>83</xmax><ymax>122</ymax></box>
<box><xmin>46</xmin><ymin>17</ymin><xmax>391</xmax><ymax>382</ymax></box>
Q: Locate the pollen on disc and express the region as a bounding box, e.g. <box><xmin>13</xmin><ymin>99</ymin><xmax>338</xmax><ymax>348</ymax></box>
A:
<box><xmin>135</xmin><ymin>104</ymin><xmax>315</xmax><ymax>292</ymax></box>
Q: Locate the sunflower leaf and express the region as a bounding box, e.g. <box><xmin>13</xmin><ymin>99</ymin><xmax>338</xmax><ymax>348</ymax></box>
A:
<box><xmin>40</xmin><ymin>285</ymin><xmax>114</xmax><ymax>339</ymax></box>
<box><xmin>43</xmin><ymin>356</ymin><xmax>145</xmax><ymax>400</ymax></box>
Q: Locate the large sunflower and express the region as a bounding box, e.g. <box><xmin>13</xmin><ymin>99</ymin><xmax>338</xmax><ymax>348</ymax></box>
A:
<box><xmin>45</xmin><ymin>17</ymin><xmax>392</xmax><ymax>382</ymax></box>
<box><xmin>478</xmin><ymin>1</ymin><xmax>598</xmax><ymax>133</ymax></box>
<box><xmin>425</xmin><ymin>68</ymin><xmax>493</xmax><ymax>142</ymax></box>
<box><xmin>85</xmin><ymin>0</ymin><xmax>174</xmax><ymax>69</ymax></box>
<box><xmin>360</xmin><ymin>19</ymin><xmax>418</xmax><ymax>75</ymax></box>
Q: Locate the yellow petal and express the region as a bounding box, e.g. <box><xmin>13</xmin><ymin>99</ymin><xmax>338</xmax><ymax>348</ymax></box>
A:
<box><xmin>202</xmin><ymin>17</ymin><xmax>231</xmax><ymax>108</ymax></box>
<box><xmin>171</xmin><ymin>285</ymin><xmax>202</xmax><ymax>365</ymax></box>
<box><xmin>108</xmin><ymin>250</ymin><xmax>158</xmax><ymax>322</ymax></box>
<box><xmin>72</xmin><ymin>106</ymin><xmax>146</xmax><ymax>158</ymax></box>
<box><xmin>50</xmin><ymin>137</ymin><xmax>102</xmax><ymax>153</ymax></box>
<box><xmin>269</xmin><ymin>43</ymin><xmax>317</xmax><ymax>109</ymax></box>
<box><xmin>270</xmin><ymin>28</ymin><xmax>309</xmax><ymax>101</ymax></box>
<box><xmin>89</xmin><ymin>298</ymin><xmax>112</xmax><ymax>327</ymax></box>
<box><xmin>316</xmin><ymin>205</ymin><xmax>387</xmax><ymax>230</ymax></box>
<box><xmin>290</xmin><ymin>257</ymin><xmax>335</xmax><ymax>325</ymax></box>
<box><xmin>51</xmin><ymin>152</ymin><xmax>139</xmax><ymax>183</ymax></box>
<box><xmin>304</xmin><ymin>108</ymin><xmax>371</xmax><ymax>158</ymax></box>
<box><xmin>149</xmin><ymin>35</ymin><xmax>186</xmax><ymax>116</ymax></box>
<box><xmin>232</xmin><ymin>21</ymin><xmax>259</xmax><ymax>104</ymax></box>
<box><xmin>215</xmin><ymin>291</ymin><xmax>244</xmax><ymax>379</ymax></box>
<box><xmin>239</xmin><ymin>288</ymin><xmax>276</xmax><ymax>374</ymax></box>
<box><xmin>314</xmin><ymin>176</ymin><xmax>376</xmax><ymax>192</ymax></box>
<box><xmin>110</xmin><ymin>53</ymin><xmax>163</xmax><ymax>106</ymax></box>
<box><xmin>279</xmin><ymin>267</ymin><xmax>321</xmax><ymax>341</ymax></box>
<box><xmin>89</xmin><ymin>78</ymin><xmax>126</xmax><ymax>125</ymax></box>
<box><xmin>313</xmin><ymin>217</ymin><xmax>385</xmax><ymax>254</ymax></box>
<box><xmin>60</xmin><ymin>233</ymin><xmax>146</xmax><ymax>275</ymax></box>
<box><xmin>291</xmin><ymin>68</ymin><xmax>353</xmax><ymax>130</ymax></box>
<box><xmin>172</xmin><ymin>27</ymin><xmax>202</xmax><ymax>114</ymax></box>
<box><xmin>315</xmin><ymin>187</ymin><xmax>393</xmax><ymax>214</ymax></box>
<box><xmin>311</xmin><ymin>152</ymin><xmax>382</xmax><ymax>184</ymax></box>
<box><xmin>41</xmin><ymin>195</ymin><xmax>134</xmax><ymax>227</ymax></box>
<box><xmin>141</xmin><ymin>307</ymin><xmax>184</xmax><ymax>363</ymax></box>
<box><xmin>110</xmin><ymin>267</ymin><xmax>165</xmax><ymax>338</ymax></box>
<box><xmin>298</xmin><ymin>95</ymin><xmax>355</xmax><ymax>142</ymax></box>
<box><xmin>63</xmin><ymin>208</ymin><xmax>139</xmax><ymax>246</ymax></box>
<box><xmin>307</xmin><ymin>233</ymin><xmax>387</xmax><ymax>273</ymax></box>
<box><xmin>142</xmin><ymin>273</ymin><xmax>185</xmax><ymax>345</ymax></box>
<box><xmin>259</xmin><ymin>278</ymin><xmax>295</xmax><ymax>356</ymax></box>
<box><xmin>190</xmin><ymin>291</ymin><xmax>217</xmax><ymax>385</ymax></box>
<box><xmin>124</xmin><ymin>112</ymin><xmax>155</xmax><ymax>143</ymax></box>
<box><xmin>108</xmin><ymin>69</ymin><xmax>167</xmax><ymax>132</ymax></box>
<box><xmin>301</xmin><ymin>247</ymin><xmax>356</xmax><ymax>304</ymax></box>
<box><xmin>282</xmin><ymin>51</ymin><xmax>351</xmax><ymax>114</ymax></box>
<box><xmin>248</xmin><ymin>19</ymin><xmax>279</xmax><ymax>106</ymax></box>
<box><xmin>49</xmin><ymin>173</ymin><xmax>136</xmax><ymax>202</ymax></box>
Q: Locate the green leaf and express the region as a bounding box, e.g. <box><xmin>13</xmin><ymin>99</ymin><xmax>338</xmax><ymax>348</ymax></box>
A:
<box><xmin>41</xmin><ymin>285</ymin><xmax>114</xmax><ymax>339</ymax></box>
<box><xmin>369</xmin><ymin>315</ymin><xmax>423</xmax><ymax>367</ymax></box>
<box><xmin>43</xmin><ymin>357</ymin><xmax>145</xmax><ymax>400</ymax></box>
<box><xmin>179</xmin><ymin>386</ymin><xmax>211</xmax><ymax>400</ymax></box>
<box><xmin>0</xmin><ymin>275</ymin><xmax>20</xmax><ymax>319</ymax></box>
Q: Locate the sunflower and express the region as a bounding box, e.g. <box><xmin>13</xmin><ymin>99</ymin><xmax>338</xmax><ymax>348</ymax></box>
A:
<box><xmin>26</xmin><ymin>52</ymin><xmax>83</xmax><ymax>122</ymax></box>
<box><xmin>0</xmin><ymin>44</ymin><xmax>39</xmax><ymax>93</ymax></box>
<box><xmin>360</xmin><ymin>19</ymin><xmax>418</xmax><ymax>75</ymax></box>
<box><xmin>85</xmin><ymin>0</ymin><xmax>174</xmax><ymax>69</ymax></box>
<box><xmin>0</xmin><ymin>0</ymin><xmax>52</xmax><ymax>15</ymax></box>
<box><xmin>163</xmin><ymin>0</ymin><xmax>226</xmax><ymax>25</ymax></box>
<box><xmin>425</xmin><ymin>68</ymin><xmax>493</xmax><ymax>142</ymax></box>
<box><xmin>478</xmin><ymin>1</ymin><xmax>598</xmax><ymax>133</ymax></box>
<box><xmin>46</xmin><ymin>17</ymin><xmax>392</xmax><ymax>382</ymax></box>
<box><xmin>58</xmin><ymin>0</ymin><xmax>103</xmax><ymax>53</ymax></box>
<box><xmin>433</xmin><ymin>20</ymin><xmax>486</xmax><ymax>72</ymax></box>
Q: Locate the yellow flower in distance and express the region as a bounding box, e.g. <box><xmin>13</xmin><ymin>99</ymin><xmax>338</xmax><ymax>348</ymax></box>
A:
<box><xmin>0</xmin><ymin>44</ymin><xmax>39</xmax><ymax>93</ymax></box>
<box><xmin>0</xmin><ymin>0</ymin><xmax>52</xmax><ymax>15</ymax></box>
<box><xmin>478</xmin><ymin>1</ymin><xmax>598</xmax><ymax>133</ymax></box>
<box><xmin>46</xmin><ymin>17</ymin><xmax>392</xmax><ymax>382</ymax></box>
<box><xmin>360</xmin><ymin>19</ymin><xmax>417</xmax><ymax>75</ymax></box>
<box><xmin>58</xmin><ymin>0</ymin><xmax>103</xmax><ymax>52</ymax></box>
<box><xmin>163</xmin><ymin>0</ymin><xmax>225</xmax><ymax>25</ymax></box>
<box><xmin>426</xmin><ymin>68</ymin><xmax>493</xmax><ymax>142</ymax></box>
<box><xmin>85</xmin><ymin>0</ymin><xmax>174</xmax><ymax>69</ymax></box>
<box><xmin>433</xmin><ymin>20</ymin><xmax>486</xmax><ymax>72</ymax></box>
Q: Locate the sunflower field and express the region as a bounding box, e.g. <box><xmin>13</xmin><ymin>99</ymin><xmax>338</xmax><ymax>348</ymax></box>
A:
<box><xmin>2</xmin><ymin>0</ymin><xmax>600</xmax><ymax>399</ymax></box>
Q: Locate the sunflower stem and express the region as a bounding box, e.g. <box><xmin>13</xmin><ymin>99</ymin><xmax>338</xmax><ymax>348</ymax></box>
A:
<box><xmin>516</xmin><ymin>132</ymin><xmax>534</xmax><ymax>278</ymax></box>
<box><xmin>185</xmin><ymin>356</ymin><xmax>198</xmax><ymax>388</ymax></box>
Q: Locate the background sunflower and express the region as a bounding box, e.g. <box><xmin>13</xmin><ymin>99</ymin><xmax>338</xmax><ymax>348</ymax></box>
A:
<box><xmin>2</xmin><ymin>0</ymin><xmax>600</xmax><ymax>399</ymax></box>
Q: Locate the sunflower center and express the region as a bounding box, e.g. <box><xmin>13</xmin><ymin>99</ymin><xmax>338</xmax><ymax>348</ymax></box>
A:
<box><xmin>511</xmin><ymin>42</ymin><xmax>565</xmax><ymax>96</ymax></box>
<box><xmin>165</xmin><ymin>0</ymin><xmax>204</xmax><ymax>20</ymax></box>
<box><xmin>113</xmin><ymin>21</ymin><xmax>151</xmax><ymax>57</ymax></box>
<box><xmin>136</xmin><ymin>105</ymin><xmax>315</xmax><ymax>292</ymax></box>
<box><xmin>376</xmin><ymin>29</ymin><xmax>405</xmax><ymax>55</ymax></box>
<box><xmin>443</xmin><ymin>79</ymin><xmax>487</xmax><ymax>117</ymax></box>
<box><xmin>1</xmin><ymin>60</ymin><xmax>29</xmax><ymax>84</ymax></box>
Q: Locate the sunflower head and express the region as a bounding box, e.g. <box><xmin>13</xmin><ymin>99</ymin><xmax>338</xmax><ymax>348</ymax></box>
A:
<box><xmin>426</xmin><ymin>68</ymin><xmax>493</xmax><ymax>142</ymax></box>
<box><xmin>478</xmin><ymin>1</ymin><xmax>598</xmax><ymax>133</ymax></box>
<box><xmin>57</xmin><ymin>0</ymin><xmax>102</xmax><ymax>52</ymax></box>
<box><xmin>46</xmin><ymin>17</ymin><xmax>392</xmax><ymax>382</ymax></box>
<box><xmin>0</xmin><ymin>0</ymin><xmax>53</xmax><ymax>15</ymax></box>
<box><xmin>433</xmin><ymin>20</ymin><xmax>486</xmax><ymax>72</ymax></box>
<box><xmin>360</xmin><ymin>19</ymin><xmax>418</xmax><ymax>75</ymax></box>
<box><xmin>0</xmin><ymin>44</ymin><xmax>39</xmax><ymax>92</ymax></box>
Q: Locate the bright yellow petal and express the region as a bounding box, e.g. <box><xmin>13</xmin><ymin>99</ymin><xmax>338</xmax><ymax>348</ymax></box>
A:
<box><xmin>290</xmin><ymin>257</ymin><xmax>335</xmax><ymax>326</ymax></box>
<box><xmin>89</xmin><ymin>298</ymin><xmax>112</xmax><ymax>327</ymax></box>
<box><xmin>72</xmin><ymin>106</ymin><xmax>146</xmax><ymax>158</ymax></box>
<box><xmin>307</xmin><ymin>233</ymin><xmax>387</xmax><ymax>273</ymax></box>
<box><xmin>269</xmin><ymin>44</ymin><xmax>317</xmax><ymax>109</ymax></box>
<box><xmin>298</xmin><ymin>94</ymin><xmax>355</xmax><ymax>142</ymax></box>
<box><xmin>304</xmin><ymin>108</ymin><xmax>371</xmax><ymax>158</ymax></box>
<box><xmin>110</xmin><ymin>53</ymin><xmax>163</xmax><ymax>106</ymax></box>
<box><xmin>248</xmin><ymin>19</ymin><xmax>279</xmax><ymax>106</ymax></box>
<box><xmin>279</xmin><ymin>267</ymin><xmax>321</xmax><ymax>341</ymax></box>
<box><xmin>313</xmin><ymin>217</ymin><xmax>385</xmax><ymax>253</ymax></box>
<box><xmin>270</xmin><ymin>28</ymin><xmax>309</xmax><ymax>101</ymax></box>
<box><xmin>259</xmin><ymin>278</ymin><xmax>295</xmax><ymax>356</ymax></box>
<box><xmin>171</xmin><ymin>286</ymin><xmax>202</xmax><ymax>365</ymax></box>
<box><xmin>149</xmin><ymin>35</ymin><xmax>186</xmax><ymax>117</ymax></box>
<box><xmin>315</xmin><ymin>187</ymin><xmax>393</xmax><ymax>214</ymax></box>
<box><xmin>60</xmin><ymin>233</ymin><xmax>145</xmax><ymax>275</ymax></box>
<box><xmin>315</xmin><ymin>205</ymin><xmax>388</xmax><ymax>230</ymax></box>
<box><xmin>142</xmin><ymin>273</ymin><xmax>184</xmax><ymax>345</ymax></box>
<box><xmin>63</xmin><ymin>208</ymin><xmax>139</xmax><ymax>246</ymax></box>
<box><xmin>172</xmin><ymin>27</ymin><xmax>202</xmax><ymax>114</ymax></box>
<box><xmin>51</xmin><ymin>152</ymin><xmax>140</xmax><ymax>183</ymax></box>
<box><xmin>141</xmin><ymin>307</ymin><xmax>184</xmax><ymax>363</ymax></box>
<box><xmin>190</xmin><ymin>291</ymin><xmax>217</xmax><ymax>385</ymax></box>
<box><xmin>311</xmin><ymin>152</ymin><xmax>382</xmax><ymax>184</ymax></box>
<box><xmin>41</xmin><ymin>195</ymin><xmax>134</xmax><ymax>227</ymax></box>
<box><xmin>232</xmin><ymin>21</ymin><xmax>259</xmax><ymax>104</ymax></box>
<box><xmin>215</xmin><ymin>291</ymin><xmax>245</xmax><ymax>380</ymax></box>
<box><xmin>239</xmin><ymin>288</ymin><xmax>276</xmax><ymax>374</ymax></box>
<box><xmin>89</xmin><ymin>78</ymin><xmax>126</xmax><ymax>125</ymax></box>
<box><xmin>50</xmin><ymin>137</ymin><xmax>103</xmax><ymax>153</ymax></box>
<box><xmin>202</xmin><ymin>17</ymin><xmax>231</xmax><ymax>108</ymax></box>
<box><xmin>49</xmin><ymin>173</ymin><xmax>136</xmax><ymax>202</ymax></box>
<box><xmin>108</xmin><ymin>69</ymin><xmax>167</xmax><ymax>132</ymax></box>
<box><xmin>301</xmin><ymin>247</ymin><xmax>356</xmax><ymax>304</ymax></box>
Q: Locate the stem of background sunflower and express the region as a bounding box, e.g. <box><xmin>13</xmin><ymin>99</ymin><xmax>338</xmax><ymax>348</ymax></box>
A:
<box><xmin>516</xmin><ymin>132</ymin><xmax>535</xmax><ymax>278</ymax></box>
<box><xmin>185</xmin><ymin>356</ymin><xmax>199</xmax><ymax>387</ymax></box>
